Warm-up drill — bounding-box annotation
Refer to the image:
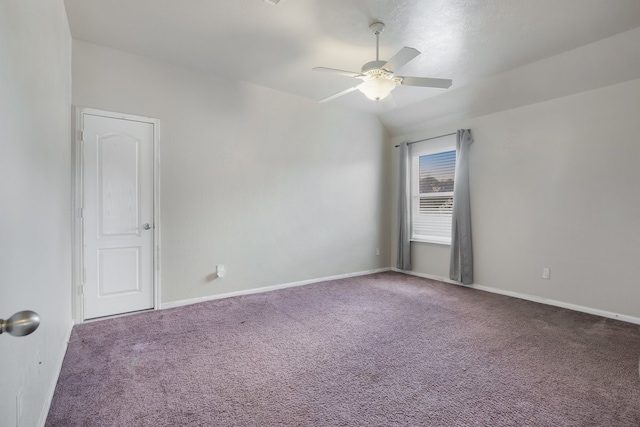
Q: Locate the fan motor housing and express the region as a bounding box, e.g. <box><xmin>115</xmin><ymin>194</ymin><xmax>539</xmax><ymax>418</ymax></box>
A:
<box><xmin>361</xmin><ymin>60</ymin><xmax>392</xmax><ymax>76</ymax></box>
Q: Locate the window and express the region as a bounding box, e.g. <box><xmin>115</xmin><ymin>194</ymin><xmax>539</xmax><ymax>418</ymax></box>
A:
<box><xmin>411</xmin><ymin>137</ymin><xmax>456</xmax><ymax>245</ymax></box>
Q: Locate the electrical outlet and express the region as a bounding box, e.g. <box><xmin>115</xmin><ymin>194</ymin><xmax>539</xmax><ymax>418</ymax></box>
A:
<box><xmin>542</xmin><ymin>268</ymin><xmax>550</xmax><ymax>280</ymax></box>
<box><xmin>216</xmin><ymin>264</ymin><xmax>226</xmax><ymax>278</ymax></box>
<box><xmin>376</xmin><ymin>248</ymin><xmax>380</xmax><ymax>256</ymax></box>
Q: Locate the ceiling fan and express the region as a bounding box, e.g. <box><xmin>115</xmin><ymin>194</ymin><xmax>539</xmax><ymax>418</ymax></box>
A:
<box><xmin>313</xmin><ymin>22</ymin><xmax>452</xmax><ymax>103</ymax></box>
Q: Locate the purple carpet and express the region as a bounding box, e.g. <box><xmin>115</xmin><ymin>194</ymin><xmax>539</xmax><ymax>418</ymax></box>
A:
<box><xmin>46</xmin><ymin>272</ymin><xmax>640</xmax><ymax>426</ymax></box>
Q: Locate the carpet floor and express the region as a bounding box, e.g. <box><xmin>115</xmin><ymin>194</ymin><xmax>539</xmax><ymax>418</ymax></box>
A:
<box><xmin>46</xmin><ymin>272</ymin><xmax>640</xmax><ymax>426</ymax></box>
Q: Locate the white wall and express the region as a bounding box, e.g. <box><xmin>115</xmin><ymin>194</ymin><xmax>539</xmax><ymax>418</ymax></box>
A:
<box><xmin>0</xmin><ymin>1</ymin><xmax>73</xmax><ymax>425</ymax></box>
<box><xmin>387</xmin><ymin>27</ymin><xmax>640</xmax><ymax>321</ymax></box>
<box><xmin>72</xmin><ymin>40</ymin><xmax>391</xmax><ymax>304</ymax></box>
<box><xmin>389</xmin><ymin>77</ymin><xmax>640</xmax><ymax>319</ymax></box>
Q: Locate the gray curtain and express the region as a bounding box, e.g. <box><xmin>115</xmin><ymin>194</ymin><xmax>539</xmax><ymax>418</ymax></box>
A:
<box><xmin>397</xmin><ymin>141</ymin><xmax>411</xmax><ymax>270</ymax></box>
<box><xmin>450</xmin><ymin>129</ymin><xmax>474</xmax><ymax>284</ymax></box>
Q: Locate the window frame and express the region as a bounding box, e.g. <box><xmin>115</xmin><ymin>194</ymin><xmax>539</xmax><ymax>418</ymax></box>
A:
<box><xmin>410</xmin><ymin>136</ymin><xmax>457</xmax><ymax>246</ymax></box>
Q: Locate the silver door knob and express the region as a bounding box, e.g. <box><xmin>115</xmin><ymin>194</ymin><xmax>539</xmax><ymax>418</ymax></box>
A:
<box><xmin>143</xmin><ymin>223</ymin><xmax>152</xmax><ymax>230</ymax></box>
<box><xmin>0</xmin><ymin>311</ymin><xmax>40</xmax><ymax>337</ymax></box>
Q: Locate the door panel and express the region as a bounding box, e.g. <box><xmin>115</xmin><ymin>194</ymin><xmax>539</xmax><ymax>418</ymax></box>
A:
<box><xmin>98</xmin><ymin>247</ymin><xmax>141</xmax><ymax>296</ymax></box>
<box><xmin>83</xmin><ymin>114</ymin><xmax>154</xmax><ymax>319</ymax></box>
<box><xmin>98</xmin><ymin>133</ymin><xmax>140</xmax><ymax>236</ymax></box>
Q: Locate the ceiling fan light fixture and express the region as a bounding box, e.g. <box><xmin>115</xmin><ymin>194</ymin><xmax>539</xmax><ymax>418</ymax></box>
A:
<box><xmin>358</xmin><ymin>77</ymin><xmax>397</xmax><ymax>101</ymax></box>
<box><xmin>313</xmin><ymin>21</ymin><xmax>452</xmax><ymax>104</ymax></box>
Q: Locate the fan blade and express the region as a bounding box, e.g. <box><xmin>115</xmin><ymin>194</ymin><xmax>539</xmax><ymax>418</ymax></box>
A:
<box><xmin>383</xmin><ymin>47</ymin><xmax>420</xmax><ymax>72</ymax></box>
<box><xmin>399</xmin><ymin>76</ymin><xmax>452</xmax><ymax>89</ymax></box>
<box><xmin>313</xmin><ymin>67</ymin><xmax>363</xmax><ymax>78</ymax></box>
<box><xmin>318</xmin><ymin>85</ymin><xmax>360</xmax><ymax>103</ymax></box>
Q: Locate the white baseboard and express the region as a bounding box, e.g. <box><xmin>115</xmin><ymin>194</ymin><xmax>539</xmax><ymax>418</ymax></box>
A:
<box><xmin>39</xmin><ymin>319</ymin><xmax>75</xmax><ymax>427</ymax></box>
<box><xmin>161</xmin><ymin>267</ymin><xmax>392</xmax><ymax>310</ymax></box>
<box><xmin>392</xmin><ymin>268</ymin><xmax>640</xmax><ymax>326</ymax></box>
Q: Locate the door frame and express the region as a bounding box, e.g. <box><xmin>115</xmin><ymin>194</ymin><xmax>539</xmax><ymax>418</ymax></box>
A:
<box><xmin>72</xmin><ymin>107</ymin><xmax>161</xmax><ymax>323</ymax></box>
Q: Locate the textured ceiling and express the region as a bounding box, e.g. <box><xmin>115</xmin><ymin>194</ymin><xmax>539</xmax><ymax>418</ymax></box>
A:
<box><xmin>64</xmin><ymin>0</ymin><xmax>640</xmax><ymax>115</ymax></box>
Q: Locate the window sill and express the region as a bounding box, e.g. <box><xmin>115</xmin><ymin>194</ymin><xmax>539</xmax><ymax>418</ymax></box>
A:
<box><xmin>410</xmin><ymin>238</ymin><xmax>451</xmax><ymax>246</ymax></box>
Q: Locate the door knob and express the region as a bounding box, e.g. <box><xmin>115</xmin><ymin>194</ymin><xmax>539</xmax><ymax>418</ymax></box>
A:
<box><xmin>143</xmin><ymin>223</ymin><xmax>152</xmax><ymax>230</ymax></box>
<box><xmin>0</xmin><ymin>310</ymin><xmax>40</xmax><ymax>337</ymax></box>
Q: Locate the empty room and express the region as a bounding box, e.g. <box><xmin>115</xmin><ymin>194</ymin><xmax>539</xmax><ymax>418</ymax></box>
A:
<box><xmin>2</xmin><ymin>0</ymin><xmax>640</xmax><ymax>425</ymax></box>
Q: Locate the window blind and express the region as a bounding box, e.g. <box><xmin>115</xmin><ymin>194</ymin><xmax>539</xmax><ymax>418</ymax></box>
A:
<box><xmin>411</xmin><ymin>149</ymin><xmax>456</xmax><ymax>244</ymax></box>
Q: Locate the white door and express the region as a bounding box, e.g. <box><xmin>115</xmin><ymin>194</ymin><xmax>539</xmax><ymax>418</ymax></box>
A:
<box><xmin>82</xmin><ymin>113</ymin><xmax>155</xmax><ymax>319</ymax></box>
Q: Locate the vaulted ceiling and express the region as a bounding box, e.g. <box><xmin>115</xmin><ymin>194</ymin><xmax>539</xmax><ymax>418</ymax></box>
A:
<box><xmin>64</xmin><ymin>0</ymin><xmax>640</xmax><ymax>118</ymax></box>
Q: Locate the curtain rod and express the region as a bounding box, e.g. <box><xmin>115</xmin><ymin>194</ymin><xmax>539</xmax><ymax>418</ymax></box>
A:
<box><xmin>394</xmin><ymin>132</ymin><xmax>456</xmax><ymax>148</ymax></box>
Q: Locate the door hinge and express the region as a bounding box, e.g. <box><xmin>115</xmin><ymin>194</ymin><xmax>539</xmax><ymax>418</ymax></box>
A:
<box><xmin>79</xmin><ymin>207</ymin><xmax>84</xmax><ymax>218</ymax></box>
<box><xmin>82</xmin><ymin>268</ymin><xmax>86</xmax><ymax>285</ymax></box>
<box><xmin>79</xmin><ymin>130</ymin><xmax>84</xmax><ymax>142</ymax></box>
